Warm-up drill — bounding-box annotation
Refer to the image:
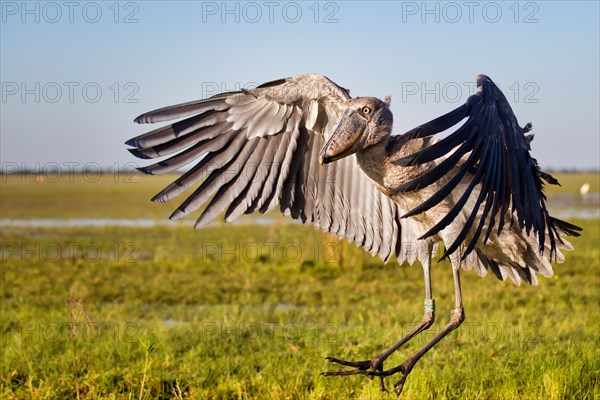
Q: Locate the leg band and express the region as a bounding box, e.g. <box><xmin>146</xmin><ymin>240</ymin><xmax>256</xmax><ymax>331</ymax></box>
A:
<box><xmin>424</xmin><ymin>299</ymin><xmax>435</xmax><ymax>313</ymax></box>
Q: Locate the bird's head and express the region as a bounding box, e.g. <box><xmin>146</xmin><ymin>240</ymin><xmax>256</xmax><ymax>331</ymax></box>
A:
<box><xmin>319</xmin><ymin>96</ymin><xmax>393</xmax><ymax>164</ymax></box>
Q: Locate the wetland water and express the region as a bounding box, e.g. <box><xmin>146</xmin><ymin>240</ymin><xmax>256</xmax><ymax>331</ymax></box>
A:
<box><xmin>1</xmin><ymin>195</ymin><xmax>597</xmax><ymax>229</ymax></box>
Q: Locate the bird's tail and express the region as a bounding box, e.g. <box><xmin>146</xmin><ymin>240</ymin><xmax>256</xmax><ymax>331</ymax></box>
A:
<box><xmin>461</xmin><ymin>215</ymin><xmax>580</xmax><ymax>286</ymax></box>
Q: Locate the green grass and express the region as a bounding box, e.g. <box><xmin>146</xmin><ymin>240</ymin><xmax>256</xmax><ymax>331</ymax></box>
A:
<box><xmin>1</xmin><ymin>173</ymin><xmax>599</xmax><ymax>399</ymax></box>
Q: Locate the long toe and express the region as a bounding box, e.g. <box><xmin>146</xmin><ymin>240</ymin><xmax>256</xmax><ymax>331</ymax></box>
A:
<box><xmin>324</xmin><ymin>357</ymin><xmax>372</xmax><ymax>369</ymax></box>
<box><xmin>321</xmin><ymin>357</ymin><xmax>373</xmax><ymax>376</ymax></box>
<box><xmin>320</xmin><ymin>368</ymin><xmax>367</xmax><ymax>376</ymax></box>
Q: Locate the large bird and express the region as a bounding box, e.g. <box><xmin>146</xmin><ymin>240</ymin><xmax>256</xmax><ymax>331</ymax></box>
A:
<box><xmin>126</xmin><ymin>74</ymin><xmax>581</xmax><ymax>395</ymax></box>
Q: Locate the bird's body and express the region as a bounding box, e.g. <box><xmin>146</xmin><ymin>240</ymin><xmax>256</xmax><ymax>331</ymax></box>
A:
<box><xmin>127</xmin><ymin>73</ymin><xmax>581</xmax><ymax>395</ymax></box>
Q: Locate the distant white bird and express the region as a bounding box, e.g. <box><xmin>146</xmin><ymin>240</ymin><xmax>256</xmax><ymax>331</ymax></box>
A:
<box><xmin>126</xmin><ymin>74</ymin><xmax>581</xmax><ymax>395</ymax></box>
<box><xmin>580</xmin><ymin>182</ymin><xmax>590</xmax><ymax>195</ymax></box>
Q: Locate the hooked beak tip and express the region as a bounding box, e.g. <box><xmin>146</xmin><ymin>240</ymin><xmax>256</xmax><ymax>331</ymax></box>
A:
<box><xmin>319</xmin><ymin>153</ymin><xmax>334</xmax><ymax>165</ymax></box>
<box><xmin>318</xmin><ymin>148</ymin><xmax>330</xmax><ymax>165</ymax></box>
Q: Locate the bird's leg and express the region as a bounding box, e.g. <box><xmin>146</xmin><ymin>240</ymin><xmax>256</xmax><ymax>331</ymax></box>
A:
<box><xmin>321</xmin><ymin>247</ymin><xmax>435</xmax><ymax>392</ymax></box>
<box><xmin>367</xmin><ymin>267</ymin><xmax>465</xmax><ymax>397</ymax></box>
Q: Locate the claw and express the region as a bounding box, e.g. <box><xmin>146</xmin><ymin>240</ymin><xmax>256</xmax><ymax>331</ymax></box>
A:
<box><xmin>380</xmin><ymin>383</ymin><xmax>389</xmax><ymax>394</ymax></box>
<box><xmin>394</xmin><ymin>375</ymin><xmax>408</xmax><ymax>398</ymax></box>
<box><xmin>377</xmin><ymin>373</ymin><xmax>388</xmax><ymax>393</ymax></box>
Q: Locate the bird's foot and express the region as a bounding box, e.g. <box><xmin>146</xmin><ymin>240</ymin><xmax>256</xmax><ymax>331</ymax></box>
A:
<box><xmin>365</xmin><ymin>359</ymin><xmax>414</xmax><ymax>398</ymax></box>
<box><xmin>320</xmin><ymin>309</ymin><xmax>435</xmax><ymax>396</ymax></box>
<box><xmin>321</xmin><ymin>356</ymin><xmax>389</xmax><ymax>392</ymax></box>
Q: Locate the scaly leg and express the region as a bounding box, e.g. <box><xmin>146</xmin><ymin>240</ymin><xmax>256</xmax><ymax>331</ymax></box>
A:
<box><xmin>367</xmin><ymin>267</ymin><xmax>465</xmax><ymax>396</ymax></box>
<box><xmin>321</xmin><ymin>246</ymin><xmax>436</xmax><ymax>392</ymax></box>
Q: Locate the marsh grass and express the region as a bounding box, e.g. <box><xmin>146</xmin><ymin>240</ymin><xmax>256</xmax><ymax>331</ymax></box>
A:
<box><xmin>1</xmin><ymin>172</ymin><xmax>599</xmax><ymax>399</ymax></box>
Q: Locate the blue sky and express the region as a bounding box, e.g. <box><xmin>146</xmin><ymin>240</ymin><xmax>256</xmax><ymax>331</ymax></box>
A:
<box><xmin>1</xmin><ymin>1</ymin><xmax>599</xmax><ymax>171</ymax></box>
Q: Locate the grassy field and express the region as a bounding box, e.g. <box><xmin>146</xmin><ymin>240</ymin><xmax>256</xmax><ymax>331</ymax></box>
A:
<box><xmin>1</xmin><ymin>172</ymin><xmax>599</xmax><ymax>399</ymax></box>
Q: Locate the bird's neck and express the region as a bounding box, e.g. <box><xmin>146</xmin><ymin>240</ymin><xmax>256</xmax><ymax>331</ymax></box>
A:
<box><xmin>355</xmin><ymin>138</ymin><xmax>391</xmax><ymax>192</ymax></box>
<box><xmin>356</xmin><ymin>134</ymin><xmax>434</xmax><ymax>196</ymax></box>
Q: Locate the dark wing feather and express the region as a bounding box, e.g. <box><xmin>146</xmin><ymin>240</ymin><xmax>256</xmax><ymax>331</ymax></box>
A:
<box><xmin>396</xmin><ymin>74</ymin><xmax>581</xmax><ymax>260</ymax></box>
<box><xmin>127</xmin><ymin>74</ymin><xmax>410</xmax><ymax>263</ymax></box>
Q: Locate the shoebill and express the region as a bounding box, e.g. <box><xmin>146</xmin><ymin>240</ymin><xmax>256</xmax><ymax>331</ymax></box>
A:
<box><xmin>126</xmin><ymin>74</ymin><xmax>581</xmax><ymax>395</ymax></box>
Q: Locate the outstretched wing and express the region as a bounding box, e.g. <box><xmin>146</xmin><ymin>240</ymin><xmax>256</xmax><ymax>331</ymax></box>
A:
<box><xmin>127</xmin><ymin>74</ymin><xmax>411</xmax><ymax>263</ymax></box>
<box><xmin>394</xmin><ymin>74</ymin><xmax>581</xmax><ymax>260</ymax></box>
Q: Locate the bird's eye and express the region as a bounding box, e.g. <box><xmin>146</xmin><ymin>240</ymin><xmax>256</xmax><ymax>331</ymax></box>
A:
<box><xmin>361</xmin><ymin>106</ymin><xmax>371</xmax><ymax>115</ymax></box>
